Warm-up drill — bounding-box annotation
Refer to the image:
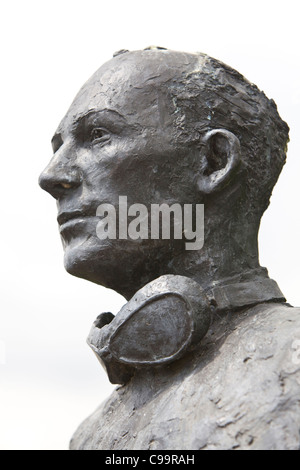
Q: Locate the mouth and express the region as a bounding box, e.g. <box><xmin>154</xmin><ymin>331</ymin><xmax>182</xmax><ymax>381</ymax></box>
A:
<box><xmin>57</xmin><ymin>210</ymin><xmax>96</xmax><ymax>233</ymax></box>
<box><xmin>57</xmin><ymin>210</ymin><xmax>85</xmax><ymax>226</ymax></box>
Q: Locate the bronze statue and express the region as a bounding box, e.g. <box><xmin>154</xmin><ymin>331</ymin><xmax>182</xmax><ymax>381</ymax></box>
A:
<box><xmin>39</xmin><ymin>48</ymin><xmax>300</xmax><ymax>450</ymax></box>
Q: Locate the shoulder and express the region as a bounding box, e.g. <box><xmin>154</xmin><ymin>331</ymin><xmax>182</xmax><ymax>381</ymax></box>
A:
<box><xmin>180</xmin><ymin>303</ymin><xmax>300</xmax><ymax>449</ymax></box>
<box><xmin>230</xmin><ymin>303</ymin><xmax>300</xmax><ymax>367</ymax></box>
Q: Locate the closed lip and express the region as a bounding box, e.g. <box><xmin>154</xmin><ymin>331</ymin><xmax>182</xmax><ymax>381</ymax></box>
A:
<box><xmin>57</xmin><ymin>209</ymin><xmax>95</xmax><ymax>226</ymax></box>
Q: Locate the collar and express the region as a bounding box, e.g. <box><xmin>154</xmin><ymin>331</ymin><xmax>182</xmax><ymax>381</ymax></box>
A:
<box><xmin>207</xmin><ymin>269</ymin><xmax>286</xmax><ymax>312</ymax></box>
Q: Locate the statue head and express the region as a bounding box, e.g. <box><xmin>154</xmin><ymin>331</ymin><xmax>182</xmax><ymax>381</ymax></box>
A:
<box><xmin>39</xmin><ymin>48</ymin><xmax>289</xmax><ymax>300</ymax></box>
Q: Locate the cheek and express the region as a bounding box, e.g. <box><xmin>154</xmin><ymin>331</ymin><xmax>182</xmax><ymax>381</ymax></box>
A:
<box><xmin>78</xmin><ymin>138</ymin><xmax>191</xmax><ymax>205</ymax></box>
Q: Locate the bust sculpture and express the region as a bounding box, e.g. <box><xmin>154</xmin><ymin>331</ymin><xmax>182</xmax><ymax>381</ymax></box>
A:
<box><xmin>39</xmin><ymin>48</ymin><xmax>300</xmax><ymax>450</ymax></box>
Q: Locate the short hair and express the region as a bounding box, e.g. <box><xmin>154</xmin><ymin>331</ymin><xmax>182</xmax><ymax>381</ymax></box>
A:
<box><xmin>165</xmin><ymin>53</ymin><xmax>289</xmax><ymax>218</ymax></box>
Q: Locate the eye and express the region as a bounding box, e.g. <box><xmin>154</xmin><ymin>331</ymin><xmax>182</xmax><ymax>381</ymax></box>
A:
<box><xmin>90</xmin><ymin>127</ymin><xmax>110</xmax><ymax>145</ymax></box>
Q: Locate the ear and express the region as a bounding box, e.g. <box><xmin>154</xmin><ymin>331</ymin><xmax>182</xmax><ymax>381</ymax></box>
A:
<box><xmin>197</xmin><ymin>129</ymin><xmax>241</xmax><ymax>194</ymax></box>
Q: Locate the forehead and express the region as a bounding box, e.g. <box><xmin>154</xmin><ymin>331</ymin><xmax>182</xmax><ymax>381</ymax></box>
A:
<box><xmin>56</xmin><ymin>50</ymin><xmax>200</xmax><ymax>134</ymax></box>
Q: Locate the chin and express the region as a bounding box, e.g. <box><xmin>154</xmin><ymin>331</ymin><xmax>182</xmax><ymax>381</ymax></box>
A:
<box><xmin>62</xmin><ymin>235</ymin><xmax>146</xmax><ymax>297</ymax></box>
<box><xmin>62</xmin><ymin>233</ymin><xmax>185</xmax><ymax>297</ymax></box>
<box><xmin>63</xmin><ymin>236</ymin><xmax>121</xmax><ymax>285</ymax></box>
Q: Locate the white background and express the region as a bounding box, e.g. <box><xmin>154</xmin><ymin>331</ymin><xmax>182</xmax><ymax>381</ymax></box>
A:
<box><xmin>0</xmin><ymin>0</ymin><xmax>299</xmax><ymax>450</ymax></box>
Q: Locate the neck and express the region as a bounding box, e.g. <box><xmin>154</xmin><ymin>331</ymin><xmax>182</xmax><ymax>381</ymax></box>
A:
<box><xmin>113</xmin><ymin>219</ymin><xmax>283</xmax><ymax>305</ymax></box>
<box><xmin>170</xmin><ymin>235</ymin><xmax>258</xmax><ymax>287</ymax></box>
<box><xmin>165</xmin><ymin>216</ymin><xmax>259</xmax><ymax>286</ymax></box>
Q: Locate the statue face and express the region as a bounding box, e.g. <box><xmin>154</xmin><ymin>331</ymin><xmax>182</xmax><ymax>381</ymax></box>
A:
<box><xmin>39</xmin><ymin>52</ymin><xmax>200</xmax><ymax>297</ymax></box>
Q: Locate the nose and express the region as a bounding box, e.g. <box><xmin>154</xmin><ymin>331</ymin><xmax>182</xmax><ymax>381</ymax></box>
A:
<box><xmin>39</xmin><ymin>148</ymin><xmax>82</xmax><ymax>199</ymax></box>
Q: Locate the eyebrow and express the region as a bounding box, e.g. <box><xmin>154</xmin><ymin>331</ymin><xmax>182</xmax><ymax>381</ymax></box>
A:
<box><xmin>73</xmin><ymin>108</ymin><xmax>128</xmax><ymax>130</ymax></box>
<box><xmin>51</xmin><ymin>108</ymin><xmax>129</xmax><ymax>151</ymax></box>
